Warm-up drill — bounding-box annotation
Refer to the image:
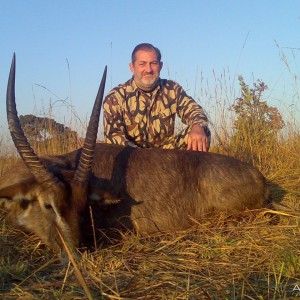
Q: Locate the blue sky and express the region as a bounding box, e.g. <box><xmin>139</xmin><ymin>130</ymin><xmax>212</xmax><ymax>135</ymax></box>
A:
<box><xmin>0</xmin><ymin>0</ymin><xmax>299</xmax><ymax>135</ymax></box>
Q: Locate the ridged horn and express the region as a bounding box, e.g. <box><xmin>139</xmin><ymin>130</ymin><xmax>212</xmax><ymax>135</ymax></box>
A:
<box><xmin>72</xmin><ymin>66</ymin><xmax>107</xmax><ymax>184</ymax></box>
<box><xmin>6</xmin><ymin>53</ymin><xmax>58</xmax><ymax>185</ymax></box>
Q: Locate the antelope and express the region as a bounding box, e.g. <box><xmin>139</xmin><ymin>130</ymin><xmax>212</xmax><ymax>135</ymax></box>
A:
<box><xmin>0</xmin><ymin>55</ymin><xmax>273</xmax><ymax>255</ymax></box>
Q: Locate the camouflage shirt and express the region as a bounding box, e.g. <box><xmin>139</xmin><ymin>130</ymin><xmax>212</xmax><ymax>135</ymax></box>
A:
<box><xmin>103</xmin><ymin>78</ymin><xmax>209</xmax><ymax>148</ymax></box>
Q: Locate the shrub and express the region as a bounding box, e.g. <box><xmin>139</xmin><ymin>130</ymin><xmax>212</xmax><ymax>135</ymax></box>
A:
<box><xmin>230</xmin><ymin>76</ymin><xmax>284</xmax><ymax>167</ymax></box>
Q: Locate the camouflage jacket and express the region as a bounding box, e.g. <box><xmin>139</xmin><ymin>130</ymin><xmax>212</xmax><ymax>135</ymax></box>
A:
<box><xmin>103</xmin><ymin>77</ymin><xmax>209</xmax><ymax>148</ymax></box>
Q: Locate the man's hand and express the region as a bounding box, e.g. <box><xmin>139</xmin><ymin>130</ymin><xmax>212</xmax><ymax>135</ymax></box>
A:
<box><xmin>187</xmin><ymin>124</ymin><xmax>208</xmax><ymax>152</ymax></box>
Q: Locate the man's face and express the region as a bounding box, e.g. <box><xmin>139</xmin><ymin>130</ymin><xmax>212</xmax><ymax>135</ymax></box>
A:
<box><xmin>129</xmin><ymin>49</ymin><xmax>163</xmax><ymax>91</ymax></box>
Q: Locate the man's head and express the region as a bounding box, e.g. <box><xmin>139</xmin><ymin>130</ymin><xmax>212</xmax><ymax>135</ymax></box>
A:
<box><xmin>130</xmin><ymin>43</ymin><xmax>163</xmax><ymax>91</ymax></box>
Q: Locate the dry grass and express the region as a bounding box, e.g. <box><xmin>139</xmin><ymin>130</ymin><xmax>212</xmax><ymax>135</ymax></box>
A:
<box><xmin>1</xmin><ymin>213</ymin><xmax>299</xmax><ymax>299</ymax></box>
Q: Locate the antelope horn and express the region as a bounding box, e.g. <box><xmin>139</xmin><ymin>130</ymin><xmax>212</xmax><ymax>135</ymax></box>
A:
<box><xmin>72</xmin><ymin>66</ymin><xmax>107</xmax><ymax>185</ymax></box>
<box><xmin>6</xmin><ymin>53</ymin><xmax>58</xmax><ymax>185</ymax></box>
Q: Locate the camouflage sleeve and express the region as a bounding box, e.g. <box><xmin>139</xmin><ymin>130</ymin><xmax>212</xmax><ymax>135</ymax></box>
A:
<box><xmin>175</xmin><ymin>83</ymin><xmax>209</xmax><ymax>127</ymax></box>
<box><xmin>103</xmin><ymin>90</ymin><xmax>130</xmax><ymax>145</ymax></box>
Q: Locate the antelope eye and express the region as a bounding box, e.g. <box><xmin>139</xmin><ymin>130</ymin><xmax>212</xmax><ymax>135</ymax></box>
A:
<box><xmin>44</xmin><ymin>203</ymin><xmax>53</xmax><ymax>210</ymax></box>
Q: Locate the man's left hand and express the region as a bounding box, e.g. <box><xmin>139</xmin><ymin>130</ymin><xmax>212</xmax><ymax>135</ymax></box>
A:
<box><xmin>187</xmin><ymin>124</ymin><xmax>208</xmax><ymax>152</ymax></box>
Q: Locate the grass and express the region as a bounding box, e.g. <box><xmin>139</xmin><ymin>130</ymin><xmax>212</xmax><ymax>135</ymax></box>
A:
<box><xmin>1</xmin><ymin>214</ymin><xmax>299</xmax><ymax>299</ymax></box>
<box><xmin>1</xmin><ymin>61</ymin><xmax>300</xmax><ymax>299</ymax></box>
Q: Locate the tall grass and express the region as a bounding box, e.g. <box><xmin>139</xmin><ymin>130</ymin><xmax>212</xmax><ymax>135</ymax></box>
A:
<box><xmin>1</xmin><ymin>62</ymin><xmax>299</xmax><ymax>299</ymax></box>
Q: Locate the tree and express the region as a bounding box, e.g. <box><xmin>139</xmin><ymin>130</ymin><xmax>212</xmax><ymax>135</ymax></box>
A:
<box><xmin>19</xmin><ymin>114</ymin><xmax>79</xmax><ymax>155</ymax></box>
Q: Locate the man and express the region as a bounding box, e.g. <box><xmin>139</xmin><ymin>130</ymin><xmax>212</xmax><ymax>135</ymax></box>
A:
<box><xmin>103</xmin><ymin>43</ymin><xmax>211</xmax><ymax>151</ymax></box>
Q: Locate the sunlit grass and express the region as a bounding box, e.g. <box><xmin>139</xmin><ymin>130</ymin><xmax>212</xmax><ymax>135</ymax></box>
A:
<box><xmin>1</xmin><ymin>213</ymin><xmax>299</xmax><ymax>299</ymax></box>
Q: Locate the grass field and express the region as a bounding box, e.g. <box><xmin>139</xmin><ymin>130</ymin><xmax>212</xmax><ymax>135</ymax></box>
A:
<box><xmin>0</xmin><ymin>71</ymin><xmax>299</xmax><ymax>299</ymax></box>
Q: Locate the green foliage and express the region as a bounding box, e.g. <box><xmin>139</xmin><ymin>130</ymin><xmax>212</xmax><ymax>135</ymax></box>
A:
<box><xmin>230</xmin><ymin>76</ymin><xmax>285</xmax><ymax>166</ymax></box>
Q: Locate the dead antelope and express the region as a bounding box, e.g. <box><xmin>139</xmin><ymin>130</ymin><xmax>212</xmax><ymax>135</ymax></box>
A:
<box><xmin>1</xmin><ymin>55</ymin><xmax>272</xmax><ymax>254</ymax></box>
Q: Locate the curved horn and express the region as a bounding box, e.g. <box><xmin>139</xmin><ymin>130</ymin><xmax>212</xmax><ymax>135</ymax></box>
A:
<box><xmin>6</xmin><ymin>54</ymin><xmax>58</xmax><ymax>185</ymax></box>
<box><xmin>72</xmin><ymin>66</ymin><xmax>107</xmax><ymax>184</ymax></box>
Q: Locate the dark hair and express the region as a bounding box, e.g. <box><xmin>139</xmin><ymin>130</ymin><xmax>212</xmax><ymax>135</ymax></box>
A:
<box><xmin>131</xmin><ymin>43</ymin><xmax>162</xmax><ymax>63</ymax></box>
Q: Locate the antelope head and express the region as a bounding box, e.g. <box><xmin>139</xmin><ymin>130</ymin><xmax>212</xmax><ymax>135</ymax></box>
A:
<box><xmin>0</xmin><ymin>54</ymin><xmax>107</xmax><ymax>254</ymax></box>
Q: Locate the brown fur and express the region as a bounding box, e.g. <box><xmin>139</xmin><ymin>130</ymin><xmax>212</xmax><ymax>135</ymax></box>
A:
<box><xmin>85</xmin><ymin>144</ymin><xmax>270</xmax><ymax>234</ymax></box>
<box><xmin>1</xmin><ymin>142</ymin><xmax>271</xmax><ymax>251</ymax></box>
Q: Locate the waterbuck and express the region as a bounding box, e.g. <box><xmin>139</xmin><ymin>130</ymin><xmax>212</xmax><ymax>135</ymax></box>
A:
<box><xmin>0</xmin><ymin>55</ymin><xmax>272</xmax><ymax>254</ymax></box>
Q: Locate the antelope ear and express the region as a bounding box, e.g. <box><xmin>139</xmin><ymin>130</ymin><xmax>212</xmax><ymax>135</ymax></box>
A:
<box><xmin>0</xmin><ymin>178</ymin><xmax>37</xmax><ymax>203</ymax></box>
